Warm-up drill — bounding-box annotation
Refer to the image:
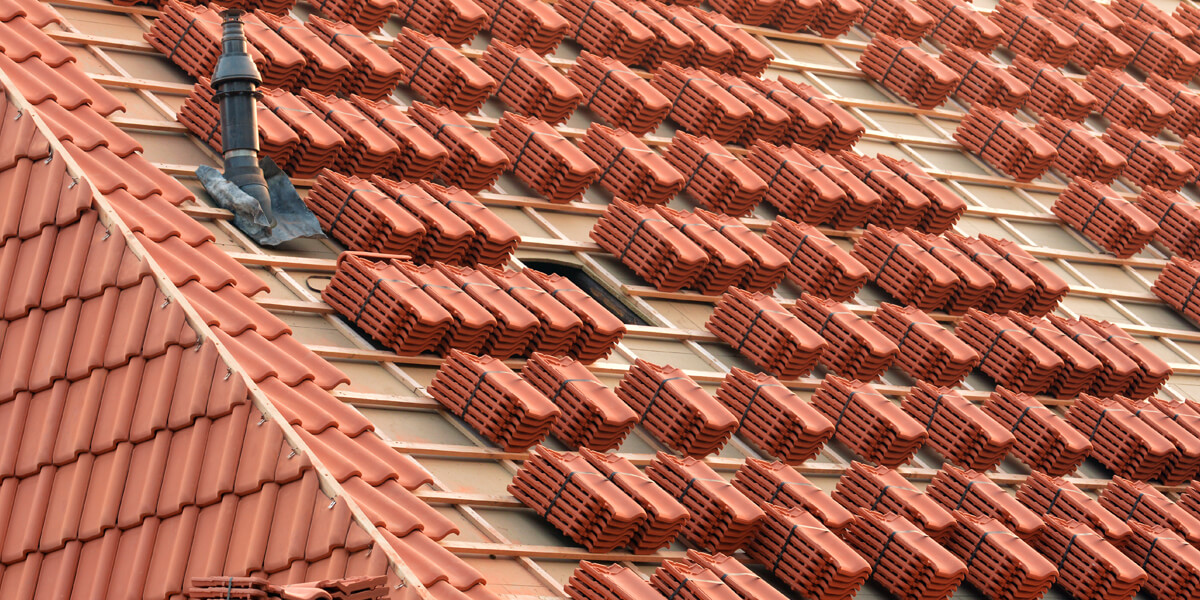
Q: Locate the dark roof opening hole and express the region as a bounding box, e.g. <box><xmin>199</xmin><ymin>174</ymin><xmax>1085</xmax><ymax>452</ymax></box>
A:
<box><xmin>523</xmin><ymin>260</ymin><xmax>649</xmax><ymax>326</ymax></box>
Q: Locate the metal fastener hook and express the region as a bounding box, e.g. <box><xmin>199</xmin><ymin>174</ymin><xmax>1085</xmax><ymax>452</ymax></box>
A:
<box><xmin>224</xmin><ymin>367</ymin><xmax>232</xmax><ymax>380</ymax></box>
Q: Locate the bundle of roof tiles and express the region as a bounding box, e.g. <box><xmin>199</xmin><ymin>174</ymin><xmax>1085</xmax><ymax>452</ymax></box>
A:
<box><xmin>392</xmin><ymin>0</ymin><xmax>488</xmax><ymax>46</ymax></box>
<box><xmin>1008</xmin><ymin>55</ymin><xmax>1096</xmax><ymax>122</ymax></box>
<box><xmin>812</xmin><ymin>376</ymin><xmax>927</xmax><ymax>466</ymax></box>
<box><xmin>954</xmin><ymin>105</ymin><xmax>1056</xmax><ymax>182</ymax></box>
<box><xmin>1100</xmin><ymin>476</ymin><xmax>1200</xmax><ymax>544</ymax></box>
<box><xmin>307</xmin><ymin>0</ymin><xmax>395</xmax><ymax>31</ymax></box>
<box><xmin>1055</xmin><ymin>315</ymin><xmax>1171</xmax><ymax>398</ymax></box>
<box><xmin>186</xmin><ymin>576</ymin><xmax>388</xmax><ymax>600</ymax></box>
<box><xmin>1115</xmin><ymin>18</ymin><xmax>1200</xmax><ymax>82</ymax></box>
<box><xmin>250</xmin><ymin>11</ymin><xmax>353</xmax><ymax>94</ymax></box>
<box><xmin>521</xmin><ymin>353</ymin><xmax>637</xmax><ymax>451</ymax></box>
<box><xmin>836</xmin><ymin>152</ymin><xmax>931</xmax><ymax>230</ymax></box>
<box><xmin>1146</xmin><ymin>75</ymin><xmax>1200</xmax><ymax>140</ymax></box>
<box><xmin>903</xmin><ymin>228</ymin><xmax>997</xmax><ymax>314</ymax></box>
<box><xmin>984</xmin><ymin>386</ymin><xmax>1092</xmax><ymax>476</ymax></box>
<box><xmin>1054</xmin><ymin>178</ymin><xmax>1157</xmax><ymax>258</ymax></box>
<box><xmin>858</xmin><ymin>34</ymin><xmax>959</xmax><ymax>109</ymax></box>
<box><xmin>745</xmin><ymin>503</ymin><xmax>871</xmax><ymax>600</ymax></box>
<box><xmin>646</xmin><ymin>452</ymin><xmax>764</xmax><ymax>552</ymax></box>
<box><xmin>611</xmin><ymin>0</ymin><xmax>693</xmax><ymax>70</ymax></box>
<box><xmin>927</xmin><ymin>465</ymin><xmax>1044</xmax><ymax>541</ymax></box>
<box><xmin>743</xmin><ymin>77</ymin><xmax>866</xmax><ymax>150</ymax></box>
<box><xmin>665</xmin><ymin>132</ymin><xmax>766</xmax><ymax>216</ymax></box>
<box><xmin>1153</xmin><ymin>257</ymin><xmax>1200</xmax><ymax>325</ymax></box>
<box><xmin>1121</xmin><ymin>522</ymin><xmax>1200</xmax><ymax>600</ymax></box>
<box><xmin>1103</xmin><ymin>125</ymin><xmax>1195</xmax><ymax>192</ymax></box>
<box><xmin>732</xmin><ymin>459</ymin><xmax>853</xmax><ymax>534</ymax></box>
<box><xmin>493</xmin><ymin>112</ymin><xmax>600</xmax><ymax>203</ymax></box>
<box><xmin>304</xmin><ymin>16</ymin><xmax>407</xmax><ymax>99</ymax></box>
<box><xmin>791</xmin><ymin>293</ymin><xmax>897</xmax><ymax>380</ymax></box>
<box><xmin>579</xmin><ymin>124</ymin><xmax>683</xmax><ymax>205</ymax></box>
<box><xmin>655</xmin><ymin>205</ymin><xmax>758</xmax><ymax>292</ymax></box>
<box><xmin>569</xmin><ymin>51</ymin><xmax>670</xmax><ymax>136</ymax></box>
<box><xmin>1083</xmin><ymin>68</ymin><xmax>1174</xmax><ymax>136</ymax></box>
<box><xmin>555</xmin><ymin>0</ymin><xmax>654</xmax><ymax>65</ymax></box>
<box><xmin>852</xmin><ymin>225</ymin><xmax>959</xmax><ymax>311</ymax></box>
<box><xmin>946</xmin><ymin>232</ymin><xmax>1068</xmax><ymax>316</ymax></box>
<box><xmin>1043</xmin><ymin>8</ymin><xmax>1132</xmax><ymax>71</ymax></box>
<box><xmin>683</xmin><ymin>550</ymin><xmax>791</xmax><ymax>600</ymax></box>
<box><xmin>1032</xmin><ymin>116</ymin><xmax>1125</xmax><ymax>183</ymax></box>
<box><xmin>1114</xmin><ymin>395</ymin><xmax>1200</xmax><ymax>485</ymax></box>
<box><xmin>873</xmin><ymin>303</ymin><xmax>980</xmax><ymax>386</ymax></box>
<box><xmin>565</xmin><ymin>562</ymin><xmax>662</xmax><ymax>600</ymax></box>
<box><xmin>857</xmin><ymin>0</ymin><xmax>933</xmax><ymax>40</ymax></box>
<box><xmin>706</xmin><ymin>288</ymin><xmax>827</xmax><ymax>378</ymax></box>
<box><xmin>902</xmin><ymin>381</ymin><xmax>1015</xmax><ymax>471</ymax></box>
<box><xmin>617</xmin><ymin>359</ymin><xmax>737</xmax><ymax>456</ymax></box>
<box><xmin>1017</xmin><ymin>471</ymin><xmax>1134</xmax><ymax>548</ymax></box>
<box><xmin>1001</xmin><ymin>312</ymin><xmax>1101</xmax><ymax>398</ymax></box>
<box><xmin>842</xmin><ymin>509</ymin><xmax>968</xmax><ymax>600</ymax></box>
<box><xmin>414</xmin><ymin>266</ymin><xmax>536</xmax><ymax>357</ymax></box>
<box><xmin>943</xmin><ymin>512</ymin><xmax>1059</xmax><ymax>600</ymax></box>
<box><xmin>407</xmin><ymin>101</ymin><xmax>510</xmax><ymax>192</ymax></box>
<box><xmin>428</xmin><ymin>350</ymin><xmax>559</xmax><ymax>450</ymax></box>
<box><xmin>646</xmin><ymin>5</ymin><xmax>733</xmax><ymax>71</ymax></box>
<box><xmin>833</xmin><ymin>461</ymin><xmax>954</xmax><ymax>541</ymax></box>
<box><xmin>956</xmin><ymin>308</ymin><xmax>1065</xmax><ymax>395</ymax></box>
<box><xmin>578</xmin><ymin>449</ymin><xmax>690</xmax><ymax>553</ymax></box>
<box><xmin>1035</xmin><ymin>0</ymin><xmax>1122</xmax><ymax>33</ymax></box>
<box><xmin>1138</xmin><ymin>188</ymin><xmax>1200</xmax><ymax>259</ymax></box>
<box><xmin>917</xmin><ymin>0</ymin><xmax>1002</xmax><ymax>52</ymax></box>
<box><xmin>477</xmin><ymin>0</ymin><xmax>569</xmax><ymax>55</ymax></box>
<box><xmin>991</xmin><ymin>0</ymin><xmax>1076</xmax><ymax>66</ymax></box>
<box><xmin>389</xmin><ymin>28</ymin><xmax>496</xmax><ymax>114</ymax></box>
<box><xmin>479</xmin><ymin>41</ymin><xmax>582</xmax><ymax>124</ymax></box>
<box><xmin>715</xmin><ymin>368</ymin><xmax>834</xmax><ymax>463</ymax></box>
<box><xmin>745</xmin><ymin>143</ymin><xmax>845</xmax><ymax>224</ymax></box>
<box><xmin>509</xmin><ymin>445</ymin><xmax>647</xmax><ymax>552</ymax></box>
<box><xmin>764</xmin><ymin>217</ymin><xmax>870</xmax><ymax>301</ymax></box>
<box><xmin>1030</xmin><ymin>515</ymin><xmax>1147</xmax><ymax>600</ymax></box>
<box><xmin>940</xmin><ymin>45</ymin><xmax>1028</xmax><ymax>112</ymax></box>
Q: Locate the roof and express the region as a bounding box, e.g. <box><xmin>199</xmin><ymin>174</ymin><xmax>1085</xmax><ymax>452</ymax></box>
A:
<box><xmin>4</xmin><ymin>0</ymin><xmax>1200</xmax><ymax>598</ymax></box>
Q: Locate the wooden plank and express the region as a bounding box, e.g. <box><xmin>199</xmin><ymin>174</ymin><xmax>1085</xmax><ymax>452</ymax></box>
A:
<box><xmin>225</xmin><ymin>252</ymin><xmax>337</xmax><ymax>270</ymax></box>
<box><xmin>415</xmin><ymin>490</ymin><xmax>525</xmax><ymax>508</ymax></box>
<box><xmin>441</xmin><ymin>540</ymin><xmax>687</xmax><ymax>563</ymax></box>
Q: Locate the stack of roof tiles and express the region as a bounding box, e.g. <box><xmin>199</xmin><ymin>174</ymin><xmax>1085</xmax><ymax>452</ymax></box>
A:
<box><xmin>665</xmin><ymin>132</ymin><xmax>766</xmax><ymax>216</ymax></box>
<box><xmin>693</xmin><ymin>209</ymin><xmax>789</xmax><ymax>291</ymax></box>
<box><xmin>943</xmin><ymin>512</ymin><xmax>1059</xmax><ymax>600</ymax></box>
<box><xmin>940</xmin><ymin>45</ymin><xmax>1028</xmax><ymax>112</ymax></box>
<box><xmin>956</xmin><ymin>308</ymin><xmax>1065</xmax><ymax>395</ymax></box>
<box><xmin>1054</xmin><ymin>315</ymin><xmax>1171</xmax><ymax>398</ymax></box>
<box><xmin>1035</xmin><ymin>0</ymin><xmax>1122</xmax><ymax>32</ymax></box>
<box><xmin>836</xmin><ymin>153</ymin><xmax>931</xmax><ymax>229</ymax></box>
<box><xmin>1030</xmin><ymin>516</ymin><xmax>1146</xmax><ymax>600</ymax></box>
<box><xmin>555</xmin><ymin>0</ymin><xmax>654</xmax><ymax>65</ymax></box>
<box><xmin>1153</xmin><ymin>257</ymin><xmax>1200</xmax><ymax>325</ymax></box>
<box><xmin>648</xmin><ymin>6</ymin><xmax>734</xmax><ymax>71</ymax></box>
<box><xmin>252</xmin><ymin>12</ymin><xmax>350</xmax><ymax>95</ymax></box>
<box><xmin>991</xmin><ymin>0</ymin><xmax>1076</xmax><ymax>66</ymax></box>
<box><xmin>392</xmin><ymin>0</ymin><xmax>487</xmax><ymax>46</ymax></box>
<box><xmin>1006</xmin><ymin>312</ymin><xmax>1103</xmax><ymax>399</ymax></box>
<box><xmin>1115</xmin><ymin>18</ymin><xmax>1200</xmax><ymax>82</ymax></box>
<box><xmin>299</xmin><ymin>90</ymin><xmax>398</xmax><ymax>176</ymax></box>
<box><xmin>646</xmin><ymin>452</ymin><xmax>764</xmax><ymax>552</ymax></box>
<box><xmin>579</xmin><ymin>124</ymin><xmax>683</xmax><ymax>205</ymax></box>
<box><xmin>427</xmin><ymin>350</ymin><xmax>558</xmax><ymax>450</ymax></box>
<box><xmin>984</xmin><ymin>386</ymin><xmax>1092</xmax><ymax>476</ymax></box>
<box><xmin>858</xmin><ymin>34</ymin><xmax>959</xmax><ymax>109</ymax></box>
<box><xmin>1032</xmin><ymin>116</ymin><xmax>1125</xmax><ymax>182</ymax></box>
<box><xmin>832</xmin><ymin>461</ymin><xmax>954</xmax><ymax>541</ymax></box>
<box><xmin>389</xmin><ymin>28</ymin><xmax>495</xmax><ymax>114</ymax></box>
<box><xmin>569</xmin><ymin>51</ymin><xmax>670</xmax><ymax>136</ymax></box>
<box><xmin>1103</xmin><ymin>125</ymin><xmax>1195</xmax><ymax>192</ymax></box>
<box><xmin>745</xmin><ymin>504</ymin><xmax>871</xmax><ymax>600</ymax></box>
<box><xmin>954</xmin><ymin>105</ymin><xmax>1056</xmax><ymax>182</ymax></box>
<box><xmin>950</xmin><ymin>232</ymin><xmax>1069</xmax><ymax>316</ymax></box>
<box><xmin>902</xmin><ymin>381</ymin><xmax>1015</xmax><ymax>471</ymax></box>
<box><xmin>1101</xmin><ymin>476</ymin><xmax>1200</xmax><ymax>544</ymax></box>
<box><xmin>487</xmin><ymin>266</ymin><xmax>625</xmax><ymax>358</ymax></box>
<box><xmin>477</xmin><ymin>0</ymin><xmax>569</xmax><ymax>55</ymax></box>
<box><xmin>408</xmin><ymin>101</ymin><xmax>510</xmax><ymax>192</ymax></box>
<box><xmin>791</xmin><ymin>293</ymin><xmax>897</xmax><ymax>380</ymax></box>
<box><xmin>917</xmin><ymin>0</ymin><xmax>1002</xmax><ymax>52</ymax></box>
<box><xmin>902</xmin><ymin>228</ymin><xmax>996</xmax><ymax>314</ymax></box>
<box><xmin>745</xmin><ymin>142</ymin><xmax>845</xmax><ymax>224</ymax></box>
<box><xmin>415</xmin><ymin>181</ymin><xmax>522</xmax><ymax>265</ymax></box>
<box><xmin>877</xmin><ymin>156</ymin><xmax>968</xmax><ymax>233</ymax></box>
<box><xmin>715</xmin><ymin>368</ymin><xmax>834</xmax><ymax>463</ymax></box>
<box><xmin>687</xmin><ymin>8</ymin><xmax>776</xmax><ymax>75</ymax></box>
<box><xmin>852</xmin><ymin>226</ymin><xmax>959</xmax><ymax>311</ymax></box>
<box><xmin>177</xmin><ymin>79</ymin><xmax>299</xmax><ymax>174</ymax></box>
<box><xmin>479</xmin><ymin>41</ymin><xmax>582</xmax><ymax>124</ymax></box>
<box><xmin>734</xmin><ymin>77</ymin><xmax>859</xmax><ymax>150</ymax></box>
<box><xmin>764</xmin><ymin>217</ymin><xmax>870</xmax><ymax>301</ymax></box>
<box><xmin>655</xmin><ymin>205</ymin><xmax>754</xmax><ymax>293</ymax></box>
<box><xmin>578</xmin><ymin>449</ymin><xmax>689</xmax><ymax>553</ymax></box>
<box><xmin>1008</xmin><ymin>56</ymin><xmax>1096</xmax><ymax>122</ymax></box>
<box><xmin>186</xmin><ymin>576</ymin><xmax>389</xmax><ymax>600</ymax></box>
<box><xmin>811</xmin><ymin>376</ymin><xmax>927</xmax><ymax>467</ymax></box>
<box><xmin>617</xmin><ymin>359</ymin><xmax>737</xmax><ymax>457</ymax></box>
<box><xmin>1146</xmin><ymin>75</ymin><xmax>1200</xmax><ymax>140</ymax></box>
<box><xmin>1138</xmin><ymin>188</ymin><xmax>1200</xmax><ymax>259</ymax></box>
<box><xmin>842</xmin><ymin>509</ymin><xmax>968</xmax><ymax>600</ymax></box>
<box><xmin>706</xmin><ymin>288</ymin><xmax>827</xmax><ymax>378</ymax></box>
<box><xmin>307</xmin><ymin>0</ymin><xmax>395</xmax><ymax>31</ymax></box>
<box><xmin>732</xmin><ymin>459</ymin><xmax>853</xmax><ymax>534</ymax></box>
<box><xmin>305</xmin><ymin>17</ymin><xmax>406</xmax><ymax>100</ymax></box>
<box><xmin>565</xmin><ymin>562</ymin><xmax>662</xmax><ymax>600</ymax></box>
<box><xmin>1083</xmin><ymin>68</ymin><xmax>1174</xmax><ymax>136</ymax></box>
<box><xmin>1043</xmin><ymin>8</ymin><xmax>1133</xmax><ymax>71</ymax></box>
<box><xmin>610</xmin><ymin>0</ymin><xmax>692</xmax><ymax>70</ymax></box>
<box><xmin>873</xmin><ymin>303</ymin><xmax>980</xmax><ymax>386</ymax></box>
<box><xmin>492</xmin><ymin>112</ymin><xmax>599</xmax><ymax>203</ymax></box>
<box><xmin>1017</xmin><ymin>471</ymin><xmax>1134</xmax><ymax>548</ymax></box>
<box><xmin>927</xmin><ymin>466</ymin><xmax>1044</xmax><ymax>541</ymax></box>
<box><xmin>1113</xmin><ymin>395</ymin><xmax>1200</xmax><ymax>485</ymax></box>
<box><xmin>346</xmin><ymin>95</ymin><xmax>449</xmax><ymax>181</ymax></box>
<box><xmin>509</xmin><ymin>445</ymin><xmax>646</xmax><ymax>552</ymax></box>
<box><xmin>685</xmin><ymin>550</ymin><xmax>792</xmax><ymax>600</ymax></box>
<box><xmin>1118</xmin><ymin>523</ymin><xmax>1200</xmax><ymax>600</ymax></box>
<box><xmin>521</xmin><ymin>354</ymin><xmax>636</xmax><ymax>451</ymax></box>
<box><xmin>857</xmin><ymin>0</ymin><xmax>933</xmax><ymax>40</ymax></box>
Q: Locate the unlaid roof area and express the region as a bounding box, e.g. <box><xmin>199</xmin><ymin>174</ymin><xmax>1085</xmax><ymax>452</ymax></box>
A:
<box><xmin>5</xmin><ymin>0</ymin><xmax>1200</xmax><ymax>598</ymax></box>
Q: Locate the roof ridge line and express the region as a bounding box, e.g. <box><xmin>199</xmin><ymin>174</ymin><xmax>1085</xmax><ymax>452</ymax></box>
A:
<box><xmin>0</xmin><ymin>69</ymin><xmax>433</xmax><ymax>598</ymax></box>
